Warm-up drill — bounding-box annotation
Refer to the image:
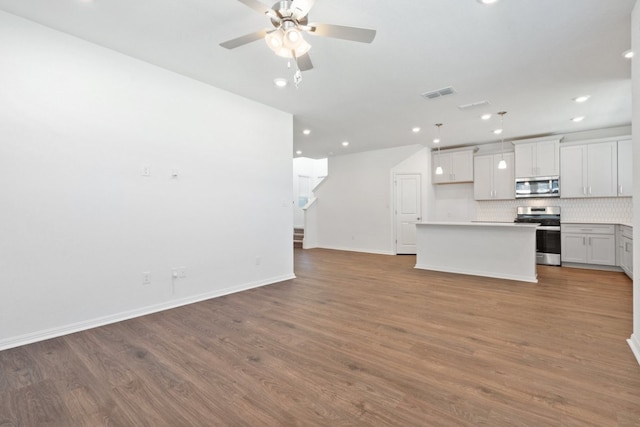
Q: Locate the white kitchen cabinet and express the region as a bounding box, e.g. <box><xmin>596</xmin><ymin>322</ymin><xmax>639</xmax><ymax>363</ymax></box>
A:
<box><xmin>432</xmin><ymin>148</ymin><xmax>474</xmax><ymax>184</ymax></box>
<box><xmin>561</xmin><ymin>224</ymin><xmax>616</xmax><ymax>266</ymax></box>
<box><xmin>618</xmin><ymin>225</ymin><xmax>633</xmax><ymax>278</ymax></box>
<box><xmin>474</xmin><ymin>152</ymin><xmax>515</xmax><ymax>200</ymax></box>
<box><xmin>514</xmin><ymin>138</ymin><xmax>560</xmax><ymax>178</ymax></box>
<box><xmin>617</xmin><ymin>139</ymin><xmax>632</xmax><ymax>197</ymax></box>
<box><xmin>560</xmin><ymin>141</ymin><xmax>617</xmax><ymax>198</ymax></box>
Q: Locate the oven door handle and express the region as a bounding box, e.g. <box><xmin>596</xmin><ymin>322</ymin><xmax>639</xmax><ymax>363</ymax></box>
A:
<box><xmin>537</xmin><ymin>226</ymin><xmax>561</xmax><ymax>231</ymax></box>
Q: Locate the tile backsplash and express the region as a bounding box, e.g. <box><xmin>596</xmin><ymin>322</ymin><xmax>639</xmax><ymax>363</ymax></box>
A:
<box><xmin>476</xmin><ymin>197</ymin><xmax>633</xmax><ymax>224</ymax></box>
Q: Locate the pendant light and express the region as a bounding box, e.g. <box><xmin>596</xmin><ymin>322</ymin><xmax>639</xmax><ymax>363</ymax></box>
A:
<box><xmin>434</xmin><ymin>123</ymin><xmax>443</xmax><ymax>175</ymax></box>
<box><xmin>497</xmin><ymin>111</ymin><xmax>507</xmax><ymax>170</ymax></box>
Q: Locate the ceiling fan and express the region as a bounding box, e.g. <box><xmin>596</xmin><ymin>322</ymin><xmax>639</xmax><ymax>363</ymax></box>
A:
<box><xmin>219</xmin><ymin>0</ymin><xmax>377</xmax><ymax>72</ymax></box>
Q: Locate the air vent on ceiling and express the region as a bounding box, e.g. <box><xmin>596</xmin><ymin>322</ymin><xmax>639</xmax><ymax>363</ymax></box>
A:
<box><xmin>458</xmin><ymin>100</ymin><xmax>490</xmax><ymax>110</ymax></box>
<box><xmin>421</xmin><ymin>86</ymin><xmax>456</xmax><ymax>100</ymax></box>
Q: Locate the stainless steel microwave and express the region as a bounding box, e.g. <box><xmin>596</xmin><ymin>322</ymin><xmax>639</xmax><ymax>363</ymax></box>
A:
<box><xmin>515</xmin><ymin>176</ymin><xmax>559</xmax><ymax>198</ymax></box>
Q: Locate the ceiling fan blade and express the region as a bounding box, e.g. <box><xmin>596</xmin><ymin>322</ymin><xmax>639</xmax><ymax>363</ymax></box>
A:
<box><xmin>236</xmin><ymin>0</ymin><xmax>270</xmax><ymax>14</ymax></box>
<box><xmin>296</xmin><ymin>53</ymin><xmax>314</xmax><ymax>71</ymax></box>
<box><xmin>308</xmin><ymin>23</ymin><xmax>376</xmax><ymax>43</ymax></box>
<box><xmin>220</xmin><ymin>29</ymin><xmax>269</xmax><ymax>49</ymax></box>
<box><xmin>236</xmin><ymin>0</ymin><xmax>280</xmax><ymax>22</ymax></box>
<box><xmin>291</xmin><ymin>0</ymin><xmax>315</xmax><ymax>20</ymax></box>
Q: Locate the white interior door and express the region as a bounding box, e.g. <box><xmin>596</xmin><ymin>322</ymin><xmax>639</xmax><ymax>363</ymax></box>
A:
<box><xmin>395</xmin><ymin>173</ymin><xmax>422</xmax><ymax>254</ymax></box>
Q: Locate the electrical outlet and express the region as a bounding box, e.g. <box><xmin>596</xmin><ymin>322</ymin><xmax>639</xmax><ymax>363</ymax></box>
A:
<box><xmin>142</xmin><ymin>166</ymin><xmax>151</xmax><ymax>177</ymax></box>
<box><xmin>142</xmin><ymin>271</ymin><xmax>151</xmax><ymax>285</ymax></box>
<box><xmin>172</xmin><ymin>267</ymin><xmax>187</xmax><ymax>280</ymax></box>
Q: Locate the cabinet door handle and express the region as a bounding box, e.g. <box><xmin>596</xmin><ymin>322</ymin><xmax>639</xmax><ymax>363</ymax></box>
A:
<box><xmin>583</xmin><ymin>187</ymin><xmax>587</xmax><ymax>196</ymax></box>
<box><xmin>619</xmin><ymin>185</ymin><xmax>623</xmax><ymax>195</ymax></box>
<box><xmin>583</xmin><ymin>237</ymin><xmax>586</xmax><ymax>245</ymax></box>
<box><xmin>588</xmin><ymin>186</ymin><xmax>592</xmax><ymax>195</ymax></box>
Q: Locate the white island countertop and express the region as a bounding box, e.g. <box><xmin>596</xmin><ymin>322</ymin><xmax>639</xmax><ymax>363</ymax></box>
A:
<box><xmin>415</xmin><ymin>221</ymin><xmax>539</xmax><ymax>283</ymax></box>
<box><xmin>423</xmin><ymin>221</ymin><xmax>539</xmax><ymax>228</ymax></box>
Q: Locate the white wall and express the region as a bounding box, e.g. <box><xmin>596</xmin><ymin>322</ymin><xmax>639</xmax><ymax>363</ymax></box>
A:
<box><xmin>314</xmin><ymin>145</ymin><xmax>426</xmax><ymax>254</ymax></box>
<box><xmin>0</xmin><ymin>12</ymin><xmax>294</xmax><ymax>350</ymax></box>
<box><xmin>629</xmin><ymin>0</ymin><xmax>640</xmax><ymax>365</ymax></box>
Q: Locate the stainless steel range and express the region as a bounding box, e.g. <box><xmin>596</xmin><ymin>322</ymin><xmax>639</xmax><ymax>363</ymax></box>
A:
<box><xmin>514</xmin><ymin>206</ymin><xmax>561</xmax><ymax>266</ymax></box>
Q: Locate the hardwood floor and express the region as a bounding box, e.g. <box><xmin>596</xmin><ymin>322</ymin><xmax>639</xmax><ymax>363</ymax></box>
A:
<box><xmin>1</xmin><ymin>248</ymin><xmax>639</xmax><ymax>426</ymax></box>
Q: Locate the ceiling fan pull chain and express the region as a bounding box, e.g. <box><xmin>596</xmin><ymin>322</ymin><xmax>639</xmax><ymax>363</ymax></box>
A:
<box><xmin>294</xmin><ymin>69</ymin><xmax>302</xmax><ymax>88</ymax></box>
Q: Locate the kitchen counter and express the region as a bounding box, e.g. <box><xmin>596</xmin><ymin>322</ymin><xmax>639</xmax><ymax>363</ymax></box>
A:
<box><xmin>416</xmin><ymin>222</ymin><xmax>538</xmax><ymax>283</ymax></box>
<box><xmin>563</xmin><ymin>221</ymin><xmax>633</xmax><ymax>227</ymax></box>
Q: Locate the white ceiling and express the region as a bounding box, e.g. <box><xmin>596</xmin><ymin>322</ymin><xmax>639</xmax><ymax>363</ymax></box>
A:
<box><xmin>0</xmin><ymin>0</ymin><xmax>634</xmax><ymax>158</ymax></box>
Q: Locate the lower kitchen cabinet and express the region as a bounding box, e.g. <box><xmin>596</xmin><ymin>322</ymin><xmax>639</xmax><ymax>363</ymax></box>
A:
<box><xmin>618</xmin><ymin>225</ymin><xmax>633</xmax><ymax>278</ymax></box>
<box><xmin>561</xmin><ymin>224</ymin><xmax>616</xmax><ymax>266</ymax></box>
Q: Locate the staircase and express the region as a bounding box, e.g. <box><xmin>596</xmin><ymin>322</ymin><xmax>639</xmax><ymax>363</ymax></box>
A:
<box><xmin>294</xmin><ymin>228</ymin><xmax>304</xmax><ymax>249</ymax></box>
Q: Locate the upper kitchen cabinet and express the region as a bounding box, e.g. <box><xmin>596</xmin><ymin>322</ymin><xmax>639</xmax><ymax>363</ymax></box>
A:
<box><xmin>560</xmin><ymin>139</ymin><xmax>618</xmax><ymax>198</ymax></box>
<box><xmin>617</xmin><ymin>138</ymin><xmax>632</xmax><ymax>197</ymax></box>
<box><xmin>432</xmin><ymin>147</ymin><xmax>475</xmax><ymax>184</ymax></box>
<box><xmin>474</xmin><ymin>152</ymin><xmax>515</xmax><ymax>200</ymax></box>
<box><xmin>513</xmin><ymin>138</ymin><xmax>561</xmax><ymax>178</ymax></box>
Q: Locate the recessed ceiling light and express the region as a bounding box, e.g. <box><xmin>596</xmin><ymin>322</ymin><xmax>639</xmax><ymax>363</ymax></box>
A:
<box><xmin>623</xmin><ymin>49</ymin><xmax>634</xmax><ymax>59</ymax></box>
<box><xmin>493</xmin><ymin>128</ymin><xmax>503</xmax><ymax>135</ymax></box>
<box><xmin>412</xmin><ymin>127</ymin><xmax>421</xmax><ymax>133</ymax></box>
<box><xmin>273</xmin><ymin>78</ymin><xmax>288</xmax><ymax>88</ymax></box>
<box><xmin>341</xmin><ymin>141</ymin><xmax>350</xmax><ymax>147</ymax></box>
<box><xmin>296</xmin><ymin>150</ymin><xmax>302</xmax><ymax>155</ymax></box>
<box><xmin>302</xmin><ymin>129</ymin><xmax>311</xmax><ymax>135</ymax></box>
<box><xmin>573</xmin><ymin>95</ymin><xmax>590</xmax><ymax>103</ymax></box>
<box><xmin>572</xmin><ymin>116</ymin><xmax>585</xmax><ymax>122</ymax></box>
<box><xmin>481</xmin><ymin>113</ymin><xmax>492</xmax><ymax>120</ymax></box>
<box><xmin>477</xmin><ymin>0</ymin><xmax>499</xmax><ymax>4</ymax></box>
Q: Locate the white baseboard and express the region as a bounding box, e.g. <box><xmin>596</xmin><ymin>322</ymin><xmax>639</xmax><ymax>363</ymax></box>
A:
<box><xmin>316</xmin><ymin>245</ymin><xmax>395</xmax><ymax>256</ymax></box>
<box><xmin>628</xmin><ymin>334</ymin><xmax>640</xmax><ymax>366</ymax></box>
<box><xmin>0</xmin><ymin>273</ymin><xmax>295</xmax><ymax>352</ymax></box>
<box><xmin>414</xmin><ymin>263</ymin><xmax>538</xmax><ymax>284</ymax></box>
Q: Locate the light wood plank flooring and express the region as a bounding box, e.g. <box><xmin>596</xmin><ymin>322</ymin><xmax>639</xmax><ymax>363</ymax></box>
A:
<box><xmin>1</xmin><ymin>248</ymin><xmax>639</xmax><ymax>426</ymax></box>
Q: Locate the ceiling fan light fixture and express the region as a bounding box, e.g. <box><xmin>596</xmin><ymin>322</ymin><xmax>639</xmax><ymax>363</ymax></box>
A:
<box><xmin>283</xmin><ymin>28</ymin><xmax>303</xmax><ymax>49</ymax></box>
<box><xmin>270</xmin><ymin>38</ymin><xmax>311</xmax><ymax>59</ymax></box>
<box><xmin>265</xmin><ymin>30</ymin><xmax>284</xmax><ymax>50</ymax></box>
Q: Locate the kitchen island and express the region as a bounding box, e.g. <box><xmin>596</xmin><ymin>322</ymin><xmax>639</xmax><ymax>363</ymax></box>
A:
<box><xmin>415</xmin><ymin>222</ymin><xmax>539</xmax><ymax>283</ymax></box>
